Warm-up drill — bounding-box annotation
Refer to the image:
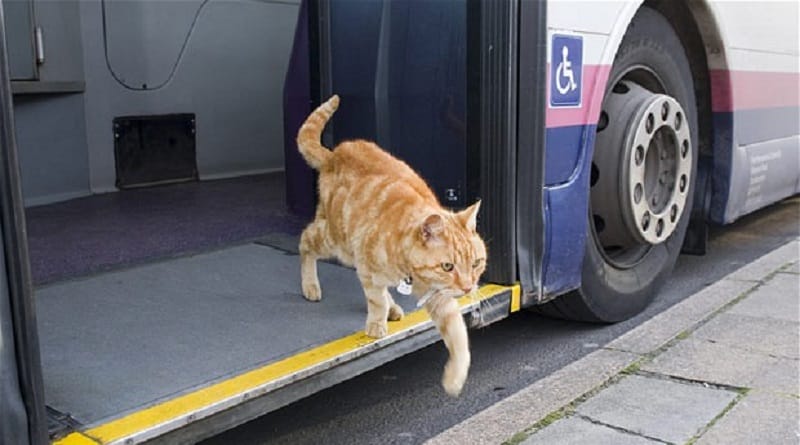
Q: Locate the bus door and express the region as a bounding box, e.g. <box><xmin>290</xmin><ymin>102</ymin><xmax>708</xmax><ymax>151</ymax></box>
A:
<box><xmin>283</xmin><ymin>0</ymin><xmax>546</xmax><ymax>298</ymax></box>
<box><xmin>0</xmin><ymin>5</ymin><xmax>48</xmax><ymax>444</ymax></box>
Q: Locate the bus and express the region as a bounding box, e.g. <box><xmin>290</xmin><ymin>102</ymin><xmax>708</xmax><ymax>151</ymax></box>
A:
<box><xmin>1</xmin><ymin>0</ymin><xmax>797</xmax><ymax>443</ymax></box>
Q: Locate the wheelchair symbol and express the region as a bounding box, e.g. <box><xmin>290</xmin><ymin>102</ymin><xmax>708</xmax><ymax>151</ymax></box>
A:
<box><xmin>550</xmin><ymin>34</ymin><xmax>582</xmax><ymax>107</ymax></box>
<box><xmin>555</xmin><ymin>45</ymin><xmax>577</xmax><ymax>95</ymax></box>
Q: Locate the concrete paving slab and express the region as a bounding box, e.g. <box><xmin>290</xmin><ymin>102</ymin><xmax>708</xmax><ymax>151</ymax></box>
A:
<box><xmin>727</xmin><ymin>273</ymin><xmax>800</xmax><ymax>322</ymax></box>
<box><xmin>781</xmin><ymin>261</ymin><xmax>799</xmax><ymax>274</ymax></box>
<box><xmin>522</xmin><ymin>417</ymin><xmax>659</xmax><ymax>445</ymax></box>
<box><xmin>643</xmin><ymin>337</ymin><xmax>776</xmax><ymax>389</ymax></box>
<box><xmin>696</xmin><ymin>392</ymin><xmax>800</xmax><ymax>445</ymax></box>
<box><xmin>750</xmin><ymin>356</ymin><xmax>800</xmax><ymax>396</ymax></box>
<box><xmin>607</xmin><ymin>279</ymin><xmax>752</xmax><ymax>355</ymax></box>
<box><xmin>576</xmin><ymin>375</ymin><xmax>737</xmax><ymax>444</ymax></box>
<box><xmin>724</xmin><ymin>240</ymin><xmax>799</xmax><ymax>282</ymax></box>
<box><xmin>424</xmin><ymin>349</ymin><xmax>639</xmax><ymax>445</ymax></box>
<box><xmin>693</xmin><ymin>312</ymin><xmax>799</xmax><ymax>359</ymax></box>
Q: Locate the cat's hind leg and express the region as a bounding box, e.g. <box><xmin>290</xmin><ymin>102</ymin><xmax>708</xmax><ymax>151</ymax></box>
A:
<box><xmin>299</xmin><ymin>219</ymin><xmax>329</xmax><ymax>301</ymax></box>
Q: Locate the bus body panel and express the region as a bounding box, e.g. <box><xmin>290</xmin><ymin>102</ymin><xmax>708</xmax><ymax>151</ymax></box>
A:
<box><xmin>541</xmin><ymin>1</ymin><xmax>634</xmax><ymax>297</ymax></box>
<box><xmin>705</xmin><ymin>1</ymin><xmax>800</xmax><ymax>223</ymax></box>
<box><xmin>541</xmin><ymin>0</ymin><xmax>799</xmax><ymax>298</ymax></box>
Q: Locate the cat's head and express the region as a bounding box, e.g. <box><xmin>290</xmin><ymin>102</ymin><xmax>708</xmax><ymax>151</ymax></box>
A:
<box><xmin>407</xmin><ymin>201</ymin><xmax>487</xmax><ymax>297</ymax></box>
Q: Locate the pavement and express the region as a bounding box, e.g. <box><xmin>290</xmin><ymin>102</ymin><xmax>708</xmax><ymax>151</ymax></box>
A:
<box><xmin>426</xmin><ymin>238</ymin><xmax>800</xmax><ymax>445</ymax></box>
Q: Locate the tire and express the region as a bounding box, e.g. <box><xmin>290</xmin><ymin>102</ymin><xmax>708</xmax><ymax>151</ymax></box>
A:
<box><xmin>538</xmin><ymin>7</ymin><xmax>698</xmax><ymax>322</ymax></box>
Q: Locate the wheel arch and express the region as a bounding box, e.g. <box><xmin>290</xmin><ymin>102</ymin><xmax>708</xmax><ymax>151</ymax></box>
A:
<box><xmin>597</xmin><ymin>0</ymin><xmax>732</xmax><ymax>156</ymax></box>
<box><xmin>591</xmin><ymin>0</ymin><xmax>734</xmax><ymax>252</ymax></box>
<box><xmin>649</xmin><ymin>0</ymin><xmax>734</xmax><ymax>228</ymax></box>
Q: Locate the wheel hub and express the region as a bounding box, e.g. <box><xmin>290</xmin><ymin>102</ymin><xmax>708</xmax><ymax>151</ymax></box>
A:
<box><xmin>592</xmin><ymin>80</ymin><xmax>692</xmax><ymax>250</ymax></box>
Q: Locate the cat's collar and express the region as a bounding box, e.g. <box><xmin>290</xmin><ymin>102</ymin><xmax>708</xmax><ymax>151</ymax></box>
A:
<box><xmin>396</xmin><ymin>276</ymin><xmax>435</xmax><ymax>308</ymax></box>
<box><xmin>396</xmin><ymin>277</ymin><xmax>413</xmax><ymax>296</ymax></box>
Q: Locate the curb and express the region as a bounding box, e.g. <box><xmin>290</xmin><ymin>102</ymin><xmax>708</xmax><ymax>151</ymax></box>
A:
<box><xmin>425</xmin><ymin>238</ymin><xmax>799</xmax><ymax>445</ymax></box>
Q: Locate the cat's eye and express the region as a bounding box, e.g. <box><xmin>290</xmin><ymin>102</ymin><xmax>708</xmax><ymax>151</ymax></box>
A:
<box><xmin>441</xmin><ymin>262</ymin><xmax>454</xmax><ymax>272</ymax></box>
<box><xmin>472</xmin><ymin>259</ymin><xmax>483</xmax><ymax>269</ymax></box>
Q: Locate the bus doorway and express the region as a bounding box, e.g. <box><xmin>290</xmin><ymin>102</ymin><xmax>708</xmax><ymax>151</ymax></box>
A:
<box><xmin>1</xmin><ymin>0</ymin><xmax>532</xmax><ymax>443</ymax></box>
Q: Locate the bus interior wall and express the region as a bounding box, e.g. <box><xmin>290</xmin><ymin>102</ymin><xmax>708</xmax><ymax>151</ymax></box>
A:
<box><xmin>8</xmin><ymin>0</ymin><xmax>304</xmax><ymax>283</ymax></box>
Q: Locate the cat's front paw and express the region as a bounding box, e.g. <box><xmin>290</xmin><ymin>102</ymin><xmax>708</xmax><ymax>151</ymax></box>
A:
<box><xmin>388</xmin><ymin>303</ymin><xmax>404</xmax><ymax>321</ymax></box>
<box><xmin>302</xmin><ymin>282</ymin><xmax>322</xmax><ymax>301</ymax></box>
<box><xmin>442</xmin><ymin>359</ymin><xmax>469</xmax><ymax>397</ymax></box>
<box><xmin>365</xmin><ymin>320</ymin><xmax>388</xmax><ymax>338</ymax></box>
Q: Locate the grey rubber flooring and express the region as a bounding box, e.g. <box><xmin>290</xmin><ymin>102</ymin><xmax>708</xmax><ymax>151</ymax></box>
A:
<box><xmin>37</xmin><ymin>243</ymin><xmax>418</xmax><ymax>426</ymax></box>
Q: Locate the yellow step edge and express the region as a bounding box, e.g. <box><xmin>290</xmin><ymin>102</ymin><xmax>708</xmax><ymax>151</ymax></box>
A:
<box><xmin>53</xmin><ymin>284</ymin><xmax>519</xmax><ymax>445</ymax></box>
<box><xmin>52</xmin><ymin>432</ymin><xmax>98</xmax><ymax>445</ymax></box>
<box><xmin>510</xmin><ymin>284</ymin><xmax>521</xmax><ymax>312</ymax></box>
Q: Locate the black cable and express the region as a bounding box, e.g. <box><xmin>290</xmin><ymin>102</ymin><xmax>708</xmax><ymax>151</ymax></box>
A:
<box><xmin>100</xmin><ymin>0</ymin><xmax>210</xmax><ymax>91</ymax></box>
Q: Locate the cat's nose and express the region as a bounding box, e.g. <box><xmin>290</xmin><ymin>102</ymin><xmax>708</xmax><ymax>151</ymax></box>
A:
<box><xmin>461</xmin><ymin>286</ymin><xmax>473</xmax><ymax>294</ymax></box>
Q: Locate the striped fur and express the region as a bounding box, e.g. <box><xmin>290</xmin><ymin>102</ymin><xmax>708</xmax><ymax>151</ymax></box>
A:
<box><xmin>296</xmin><ymin>95</ymin><xmax>486</xmax><ymax>396</ymax></box>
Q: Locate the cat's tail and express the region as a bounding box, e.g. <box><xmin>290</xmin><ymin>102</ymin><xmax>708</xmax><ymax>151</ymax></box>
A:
<box><xmin>297</xmin><ymin>94</ymin><xmax>340</xmax><ymax>170</ymax></box>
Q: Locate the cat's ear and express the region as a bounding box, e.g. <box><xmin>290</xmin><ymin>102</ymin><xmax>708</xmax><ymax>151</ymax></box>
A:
<box><xmin>421</xmin><ymin>214</ymin><xmax>444</xmax><ymax>243</ymax></box>
<box><xmin>458</xmin><ymin>200</ymin><xmax>481</xmax><ymax>232</ymax></box>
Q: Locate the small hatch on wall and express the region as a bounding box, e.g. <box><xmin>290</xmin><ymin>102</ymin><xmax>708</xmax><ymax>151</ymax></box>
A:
<box><xmin>113</xmin><ymin>114</ymin><xmax>198</xmax><ymax>189</ymax></box>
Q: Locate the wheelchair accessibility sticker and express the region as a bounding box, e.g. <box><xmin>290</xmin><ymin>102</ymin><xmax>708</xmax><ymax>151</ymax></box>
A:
<box><xmin>550</xmin><ymin>34</ymin><xmax>583</xmax><ymax>107</ymax></box>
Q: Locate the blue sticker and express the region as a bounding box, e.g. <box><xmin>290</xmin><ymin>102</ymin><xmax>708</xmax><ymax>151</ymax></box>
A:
<box><xmin>550</xmin><ymin>34</ymin><xmax>583</xmax><ymax>107</ymax></box>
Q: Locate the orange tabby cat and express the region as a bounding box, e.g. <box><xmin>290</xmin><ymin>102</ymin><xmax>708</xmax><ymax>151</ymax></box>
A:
<box><xmin>296</xmin><ymin>95</ymin><xmax>486</xmax><ymax>396</ymax></box>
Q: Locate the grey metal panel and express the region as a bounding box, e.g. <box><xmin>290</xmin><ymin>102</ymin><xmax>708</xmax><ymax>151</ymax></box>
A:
<box><xmin>78</xmin><ymin>0</ymin><xmax>299</xmax><ymax>194</ymax></box>
<box><xmin>12</xmin><ymin>93</ymin><xmax>91</xmax><ymax>206</ymax></box>
<box><xmin>725</xmin><ymin>135</ymin><xmax>800</xmax><ymax>222</ymax></box>
<box><xmin>9</xmin><ymin>0</ymin><xmax>88</xmax><ymax>205</ymax></box>
<box><xmin>37</xmin><ymin>243</ymin><xmax>418</xmax><ymax>426</ymax></box>
<box><xmin>3</xmin><ymin>0</ymin><xmax>36</xmax><ymax>80</ymax></box>
<box><xmin>31</xmin><ymin>0</ymin><xmax>84</xmax><ymax>84</ymax></box>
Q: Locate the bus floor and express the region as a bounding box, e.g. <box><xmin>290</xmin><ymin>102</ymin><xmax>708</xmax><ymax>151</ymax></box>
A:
<box><xmin>24</xmin><ymin>173</ymin><xmax>410</xmax><ymax>432</ymax></box>
<box><xmin>37</xmin><ymin>241</ymin><xmax>419</xmax><ymax>431</ymax></box>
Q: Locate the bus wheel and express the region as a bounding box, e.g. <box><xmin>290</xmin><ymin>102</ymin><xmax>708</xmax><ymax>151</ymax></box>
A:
<box><xmin>540</xmin><ymin>7</ymin><xmax>698</xmax><ymax>322</ymax></box>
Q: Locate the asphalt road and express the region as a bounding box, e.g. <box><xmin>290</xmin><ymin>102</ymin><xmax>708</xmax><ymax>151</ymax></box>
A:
<box><xmin>203</xmin><ymin>197</ymin><xmax>799</xmax><ymax>445</ymax></box>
